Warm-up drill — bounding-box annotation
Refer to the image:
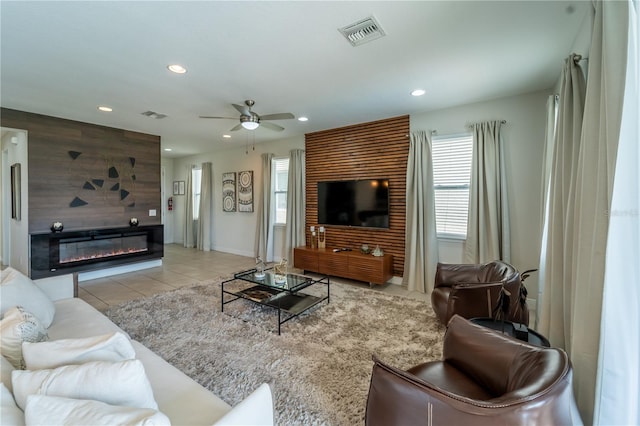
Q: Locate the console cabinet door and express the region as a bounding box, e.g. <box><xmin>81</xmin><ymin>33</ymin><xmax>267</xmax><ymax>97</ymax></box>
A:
<box><xmin>318</xmin><ymin>252</ymin><xmax>349</xmax><ymax>276</ymax></box>
<box><xmin>293</xmin><ymin>247</ymin><xmax>319</xmax><ymax>272</ymax></box>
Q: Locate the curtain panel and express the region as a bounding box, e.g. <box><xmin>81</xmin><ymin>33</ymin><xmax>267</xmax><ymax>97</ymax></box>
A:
<box><xmin>537</xmin><ymin>54</ymin><xmax>586</xmax><ymax>344</ymax></box>
<box><xmin>285</xmin><ymin>149</ymin><xmax>305</xmax><ymax>264</ymax></box>
<box><xmin>197</xmin><ymin>162</ymin><xmax>212</xmax><ymax>251</ymax></box>
<box><xmin>255</xmin><ymin>153</ymin><xmax>274</xmax><ymax>261</ymax></box>
<box><xmin>464</xmin><ymin>120</ymin><xmax>511</xmax><ymax>263</ymax></box>
<box><xmin>183</xmin><ymin>165</ymin><xmax>195</xmax><ymax>248</ymax></box>
<box><xmin>402</xmin><ymin>130</ymin><xmax>439</xmax><ymax>294</ymax></box>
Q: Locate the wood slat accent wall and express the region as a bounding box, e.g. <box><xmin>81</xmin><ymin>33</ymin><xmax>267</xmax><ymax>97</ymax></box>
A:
<box><xmin>1</xmin><ymin>108</ymin><xmax>161</xmax><ymax>233</ymax></box>
<box><xmin>305</xmin><ymin>115</ymin><xmax>409</xmax><ymax>276</ymax></box>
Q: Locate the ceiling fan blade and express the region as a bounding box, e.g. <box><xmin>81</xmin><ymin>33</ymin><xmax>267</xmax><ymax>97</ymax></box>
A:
<box><xmin>229</xmin><ymin>123</ymin><xmax>243</xmax><ymax>131</ymax></box>
<box><xmin>199</xmin><ymin>116</ymin><xmax>236</xmax><ymax>119</ymax></box>
<box><xmin>260</xmin><ymin>113</ymin><xmax>295</xmax><ymax>121</ymax></box>
<box><xmin>232</xmin><ymin>103</ymin><xmax>250</xmax><ymax>116</ymax></box>
<box><xmin>260</xmin><ymin>121</ymin><xmax>285</xmax><ymax>132</ymax></box>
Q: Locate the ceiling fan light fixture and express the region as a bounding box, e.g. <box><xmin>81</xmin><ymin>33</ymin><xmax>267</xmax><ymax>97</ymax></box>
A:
<box><xmin>241</xmin><ymin>121</ymin><xmax>259</xmax><ymax>130</ymax></box>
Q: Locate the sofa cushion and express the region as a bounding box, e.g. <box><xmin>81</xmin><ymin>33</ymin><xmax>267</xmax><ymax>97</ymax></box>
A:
<box><xmin>1</xmin><ymin>355</ymin><xmax>15</xmax><ymax>392</ymax></box>
<box><xmin>12</xmin><ymin>359</ymin><xmax>157</xmax><ymax>411</ymax></box>
<box><xmin>23</xmin><ymin>332</ymin><xmax>135</xmax><ymax>370</ymax></box>
<box><xmin>0</xmin><ymin>383</ymin><xmax>24</xmax><ymax>426</ymax></box>
<box><xmin>0</xmin><ymin>306</ymin><xmax>49</xmax><ymax>369</ymax></box>
<box><xmin>25</xmin><ymin>395</ymin><xmax>170</xmax><ymax>426</ymax></box>
<box><xmin>1</xmin><ymin>268</ymin><xmax>55</xmax><ymax>328</ymax></box>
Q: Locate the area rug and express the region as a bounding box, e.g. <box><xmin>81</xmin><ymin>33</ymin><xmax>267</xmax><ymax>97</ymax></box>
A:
<box><xmin>105</xmin><ymin>278</ymin><xmax>445</xmax><ymax>425</ymax></box>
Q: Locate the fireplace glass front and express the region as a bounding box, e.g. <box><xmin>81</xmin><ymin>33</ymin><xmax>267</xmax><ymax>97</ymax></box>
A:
<box><xmin>59</xmin><ymin>234</ymin><xmax>148</xmax><ymax>265</ymax></box>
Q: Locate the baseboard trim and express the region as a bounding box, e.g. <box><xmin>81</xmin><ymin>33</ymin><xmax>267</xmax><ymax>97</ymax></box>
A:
<box><xmin>77</xmin><ymin>259</ymin><xmax>162</xmax><ymax>282</ymax></box>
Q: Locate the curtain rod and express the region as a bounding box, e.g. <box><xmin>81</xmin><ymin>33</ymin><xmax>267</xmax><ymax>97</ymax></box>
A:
<box><xmin>465</xmin><ymin>120</ymin><xmax>507</xmax><ymax>129</ymax></box>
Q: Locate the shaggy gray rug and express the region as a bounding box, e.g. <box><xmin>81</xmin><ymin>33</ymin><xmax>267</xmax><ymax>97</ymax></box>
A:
<box><xmin>105</xmin><ymin>278</ymin><xmax>445</xmax><ymax>425</ymax></box>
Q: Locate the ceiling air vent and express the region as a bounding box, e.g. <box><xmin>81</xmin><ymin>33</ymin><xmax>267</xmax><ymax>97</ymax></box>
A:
<box><xmin>338</xmin><ymin>16</ymin><xmax>386</xmax><ymax>47</ymax></box>
<box><xmin>141</xmin><ymin>110</ymin><xmax>167</xmax><ymax>119</ymax></box>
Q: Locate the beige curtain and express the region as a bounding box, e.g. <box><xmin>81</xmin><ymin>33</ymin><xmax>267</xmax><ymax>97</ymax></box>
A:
<box><xmin>255</xmin><ymin>153</ymin><xmax>274</xmax><ymax>261</ymax></box>
<box><xmin>539</xmin><ymin>1</ymin><xmax>630</xmax><ymax>422</ymax></box>
<box><xmin>537</xmin><ymin>54</ymin><xmax>586</xmax><ymax>342</ymax></box>
<box><xmin>285</xmin><ymin>149</ymin><xmax>305</xmax><ymax>263</ymax></box>
<box><xmin>403</xmin><ymin>131</ymin><xmax>439</xmax><ymax>294</ymax></box>
<box><xmin>183</xmin><ymin>165</ymin><xmax>195</xmax><ymax>248</ymax></box>
<box><xmin>464</xmin><ymin>121</ymin><xmax>510</xmax><ymax>263</ymax></box>
<box><xmin>568</xmin><ymin>1</ymin><xmax>628</xmax><ymax>422</ymax></box>
<box><xmin>595</xmin><ymin>1</ymin><xmax>638</xmax><ymax>423</ymax></box>
<box><xmin>197</xmin><ymin>162</ymin><xmax>212</xmax><ymax>251</ymax></box>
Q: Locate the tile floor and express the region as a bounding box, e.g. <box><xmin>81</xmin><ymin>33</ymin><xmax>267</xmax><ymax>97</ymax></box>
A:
<box><xmin>79</xmin><ymin>244</ymin><xmax>431</xmax><ymax>312</ymax></box>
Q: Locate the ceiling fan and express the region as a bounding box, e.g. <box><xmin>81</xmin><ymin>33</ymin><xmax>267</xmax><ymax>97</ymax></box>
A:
<box><xmin>199</xmin><ymin>100</ymin><xmax>294</xmax><ymax>132</ymax></box>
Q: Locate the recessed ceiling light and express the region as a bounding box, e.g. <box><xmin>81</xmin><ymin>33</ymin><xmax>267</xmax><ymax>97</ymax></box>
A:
<box><xmin>298</xmin><ymin>117</ymin><xmax>309</xmax><ymax>122</ymax></box>
<box><xmin>164</xmin><ymin>148</ymin><xmax>172</xmax><ymax>152</ymax></box>
<box><xmin>223</xmin><ymin>134</ymin><xmax>231</xmax><ymax>139</ymax></box>
<box><xmin>97</xmin><ymin>106</ymin><xmax>113</xmax><ymax>112</ymax></box>
<box><xmin>411</xmin><ymin>89</ymin><xmax>426</xmax><ymax>97</ymax></box>
<box><xmin>167</xmin><ymin>64</ymin><xmax>187</xmax><ymax>74</ymax></box>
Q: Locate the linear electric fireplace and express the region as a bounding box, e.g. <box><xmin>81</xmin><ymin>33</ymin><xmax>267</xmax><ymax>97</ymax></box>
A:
<box><xmin>30</xmin><ymin>225</ymin><xmax>163</xmax><ymax>279</ymax></box>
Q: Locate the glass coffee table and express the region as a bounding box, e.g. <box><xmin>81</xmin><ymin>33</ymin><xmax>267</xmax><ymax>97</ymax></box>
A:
<box><xmin>221</xmin><ymin>268</ymin><xmax>330</xmax><ymax>335</ymax></box>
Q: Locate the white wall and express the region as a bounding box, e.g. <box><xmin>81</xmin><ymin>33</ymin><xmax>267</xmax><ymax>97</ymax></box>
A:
<box><xmin>171</xmin><ymin>135</ymin><xmax>304</xmax><ymax>258</ymax></box>
<box><xmin>410</xmin><ymin>89</ymin><xmax>551</xmax><ymax>299</ymax></box>
<box><xmin>1</xmin><ymin>130</ymin><xmax>29</xmax><ymax>273</ymax></box>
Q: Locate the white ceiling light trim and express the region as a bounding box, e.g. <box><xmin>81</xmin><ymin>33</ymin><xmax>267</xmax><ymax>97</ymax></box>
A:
<box><xmin>167</xmin><ymin>64</ymin><xmax>187</xmax><ymax>74</ymax></box>
<box><xmin>97</xmin><ymin>106</ymin><xmax>113</xmax><ymax>112</ymax></box>
<box><xmin>338</xmin><ymin>16</ymin><xmax>386</xmax><ymax>47</ymax></box>
<box><xmin>298</xmin><ymin>116</ymin><xmax>309</xmax><ymax>122</ymax></box>
<box><xmin>411</xmin><ymin>89</ymin><xmax>426</xmax><ymax>97</ymax></box>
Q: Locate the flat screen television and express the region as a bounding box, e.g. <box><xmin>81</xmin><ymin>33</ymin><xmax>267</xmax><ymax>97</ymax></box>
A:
<box><xmin>317</xmin><ymin>179</ymin><xmax>390</xmax><ymax>229</ymax></box>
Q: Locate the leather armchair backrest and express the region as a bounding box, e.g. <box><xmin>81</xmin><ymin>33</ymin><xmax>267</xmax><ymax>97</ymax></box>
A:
<box><xmin>443</xmin><ymin>315</ymin><xmax>566</xmax><ymax>398</ymax></box>
<box><xmin>434</xmin><ymin>261</ymin><xmax>519</xmax><ymax>288</ymax></box>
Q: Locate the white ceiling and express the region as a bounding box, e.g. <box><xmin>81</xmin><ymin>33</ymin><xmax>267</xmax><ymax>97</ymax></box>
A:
<box><xmin>1</xmin><ymin>1</ymin><xmax>588</xmax><ymax>158</ymax></box>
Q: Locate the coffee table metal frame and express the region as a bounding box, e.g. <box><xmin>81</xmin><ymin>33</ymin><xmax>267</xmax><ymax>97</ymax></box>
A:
<box><xmin>221</xmin><ymin>267</ymin><xmax>330</xmax><ymax>335</ymax></box>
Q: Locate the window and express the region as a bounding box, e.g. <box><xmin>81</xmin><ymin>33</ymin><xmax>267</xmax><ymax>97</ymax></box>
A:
<box><xmin>192</xmin><ymin>167</ymin><xmax>202</xmax><ymax>220</ymax></box>
<box><xmin>431</xmin><ymin>134</ymin><xmax>473</xmax><ymax>239</ymax></box>
<box><xmin>273</xmin><ymin>158</ymin><xmax>289</xmax><ymax>224</ymax></box>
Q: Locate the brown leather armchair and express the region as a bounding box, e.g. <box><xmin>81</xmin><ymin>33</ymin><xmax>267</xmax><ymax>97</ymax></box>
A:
<box><xmin>431</xmin><ymin>261</ymin><xmax>529</xmax><ymax>326</ymax></box>
<box><xmin>365</xmin><ymin>315</ymin><xmax>582</xmax><ymax>426</ymax></box>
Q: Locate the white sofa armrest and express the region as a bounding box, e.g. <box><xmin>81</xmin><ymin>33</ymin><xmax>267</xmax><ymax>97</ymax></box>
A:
<box><xmin>34</xmin><ymin>274</ymin><xmax>76</xmax><ymax>301</ymax></box>
<box><xmin>212</xmin><ymin>383</ymin><xmax>274</xmax><ymax>426</ymax></box>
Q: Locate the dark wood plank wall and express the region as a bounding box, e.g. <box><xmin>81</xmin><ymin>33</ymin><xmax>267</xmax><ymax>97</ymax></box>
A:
<box><xmin>305</xmin><ymin>115</ymin><xmax>410</xmax><ymax>276</ymax></box>
<box><xmin>1</xmin><ymin>108</ymin><xmax>161</xmax><ymax>233</ymax></box>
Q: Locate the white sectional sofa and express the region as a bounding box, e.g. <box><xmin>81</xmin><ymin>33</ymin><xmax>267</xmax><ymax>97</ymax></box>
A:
<box><xmin>0</xmin><ymin>267</ymin><xmax>274</xmax><ymax>425</ymax></box>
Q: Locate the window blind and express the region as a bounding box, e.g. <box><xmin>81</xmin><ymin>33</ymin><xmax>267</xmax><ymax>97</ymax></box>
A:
<box><xmin>431</xmin><ymin>134</ymin><xmax>473</xmax><ymax>238</ymax></box>
<box><xmin>273</xmin><ymin>158</ymin><xmax>289</xmax><ymax>224</ymax></box>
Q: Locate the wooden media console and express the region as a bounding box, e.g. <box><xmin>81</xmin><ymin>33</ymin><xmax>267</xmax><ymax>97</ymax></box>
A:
<box><xmin>293</xmin><ymin>246</ymin><xmax>393</xmax><ymax>285</ymax></box>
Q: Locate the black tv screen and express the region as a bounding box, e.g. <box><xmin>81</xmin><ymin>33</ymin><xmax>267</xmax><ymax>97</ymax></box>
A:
<box><xmin>317</xmin><ymin>179</ymin><xmax>390</xmax><ymax>229</ymax></box>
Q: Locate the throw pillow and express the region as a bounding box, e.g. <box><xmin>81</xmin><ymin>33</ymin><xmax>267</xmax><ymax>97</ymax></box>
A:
<box><xmin>1</xmin><ymin>267</ymin><xmax>55</xmax><ymax>328</ymax></box>
<box><xmin>0</xmin><ymin>383</ymin><xmax>25</xmax><ymax>426</ymax></box>
<box><xmin>1</xmin><ymin>355</ymin><xmax>15</xmax><ymax>392</ymax></box>
<box><xmin>23</xmin><ymin>331</ymin><xmax>135</xmax><ymax>370</ymax></box>
<box><xmin>25</xmin><ymin>395</ymin><xmax>170</xmax><ymax>426</ymax></box>
<box><xmin>0</xmin><ymin>306</ymin><xmax>49</xmax><ymax>369</ymax></box>
<box><xmin>12</xmin><ymin>359</ymin><xmax>158</xmax><ymax>411</ymax></box>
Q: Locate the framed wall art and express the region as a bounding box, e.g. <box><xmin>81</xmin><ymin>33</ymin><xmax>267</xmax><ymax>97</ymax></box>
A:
<box><xmin>222</xmin><ymin>172</ymin><xmax>236</xmax><ymax>212</ymax></box>
<box><xmin>173</xmin><ymin>181</ymin><xmax>185</xmax><ymax>195</ymax></box>
<box><xmin>238</xmin><ymin>170</ymin><xmax>253</xmax><ymax>212</ymax></box>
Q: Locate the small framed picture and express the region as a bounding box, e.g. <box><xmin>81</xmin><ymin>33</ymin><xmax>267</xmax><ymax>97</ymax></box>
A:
<box><xmin>173</xmin><ymin>181</ymin><xmax>185</xmax><ymax>195</ymax></box>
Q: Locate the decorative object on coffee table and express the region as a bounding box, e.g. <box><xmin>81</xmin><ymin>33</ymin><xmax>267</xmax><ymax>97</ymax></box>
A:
<box><xmin>255</xmin><ymin>257</ymin><xmax>266</xmax><ymax>279</ymax></box>
<box><xmin>274</xmin><ymin>259</ymin><xmax>288</xmax><ymax>283</ymax></box>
